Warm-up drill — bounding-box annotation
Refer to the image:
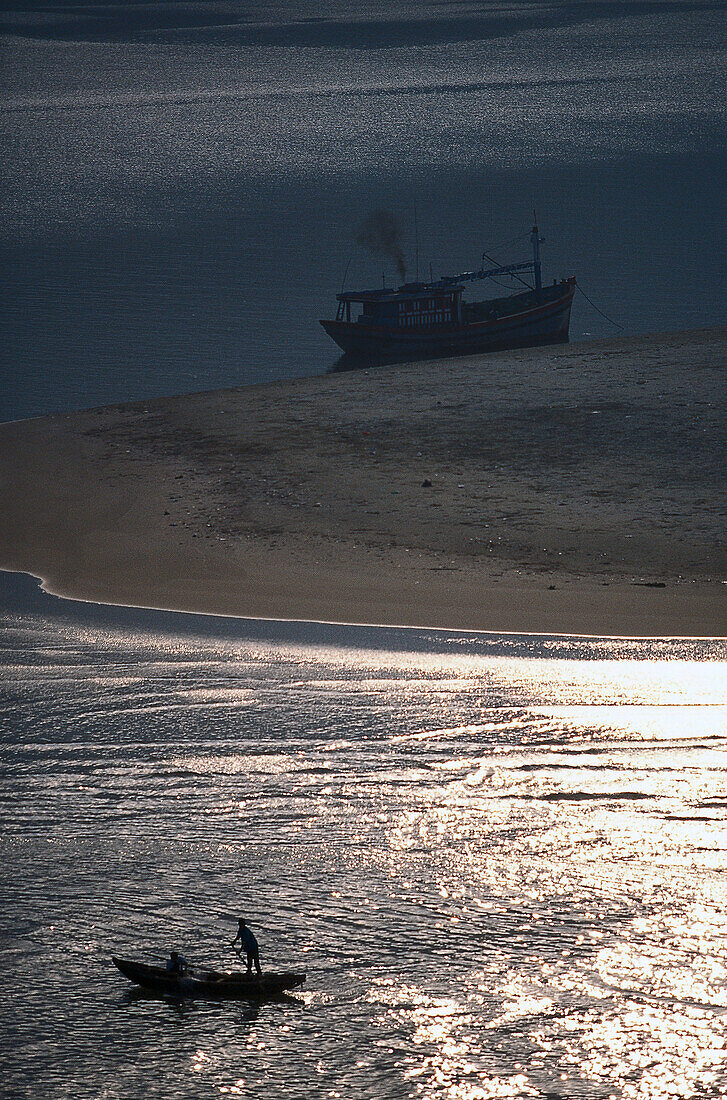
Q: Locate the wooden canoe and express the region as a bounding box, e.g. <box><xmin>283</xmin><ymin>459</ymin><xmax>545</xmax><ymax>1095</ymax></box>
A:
<box><xmin>113</xmin><ymin>957</ymin><xmax>306</xmax><ymax>999</ymax></box>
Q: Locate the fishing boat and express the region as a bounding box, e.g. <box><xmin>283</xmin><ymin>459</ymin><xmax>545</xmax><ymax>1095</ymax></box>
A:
<box><xmin>320</xmin><ymin>219</ymin><xmax>575</xmax><ymax>361</ymax></box>
<box><xmin>112</xmin><ymin>957</ymin><xmax>306</xmax><ymax>999</ymax></box>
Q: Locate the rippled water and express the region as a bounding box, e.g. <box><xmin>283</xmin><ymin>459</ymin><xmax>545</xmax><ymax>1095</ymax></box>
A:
<box><xmin>2</xmin><ymin>578</ymin><xmax>726</xmax><ymax>1098</ymax></box>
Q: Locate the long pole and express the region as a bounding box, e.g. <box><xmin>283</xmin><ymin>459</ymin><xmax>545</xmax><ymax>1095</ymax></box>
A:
<box><xmin>414</xmin><ymin>202</ymin><xmax>420</xmax><ymax>283</ymax></box>
<box><xmin>530</xmin><ymin>211</ymin><xmax>542</xmax><ymax>291</ymax></box>
<box><xmin>339</xmin><ymin>255</ymin><xmax>352</xmax><ymax>296</ymax></box>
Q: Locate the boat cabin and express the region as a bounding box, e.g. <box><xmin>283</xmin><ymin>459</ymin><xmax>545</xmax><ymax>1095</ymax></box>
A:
<box><xmin>335</xmin><ymin>282</ymin><xmax>464</xmax><ymax>330</ymax></box>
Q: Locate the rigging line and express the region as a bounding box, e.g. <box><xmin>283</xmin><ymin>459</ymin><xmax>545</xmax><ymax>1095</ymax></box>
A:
<box><xmin>575</xmin><ymin>283</ymin><xmax>624</xmax><ymax>330</ymax></box>
<box><xmin>482</xmin><ymin>231</ymin><xmax>529</xmax><ymax>254</ymax></box>
<box><xmin>481</xmin><ymin>250</ymin><xmax>532</xmax><ymax>290</ymax></box>
<box><xmin>490</xmin><ymin>276</ymin><xmax>532</xmax><ymax>290</ymax></box>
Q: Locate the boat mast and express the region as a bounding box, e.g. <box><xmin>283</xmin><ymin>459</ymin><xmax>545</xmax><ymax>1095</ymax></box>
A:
<box><xmin>530</xmin><ymin>212</ymin><xmax>543</xmax><ymax>291</ymax></box>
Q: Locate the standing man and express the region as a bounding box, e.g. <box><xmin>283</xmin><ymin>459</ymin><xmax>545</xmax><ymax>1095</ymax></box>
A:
<box><xmin>231</xmin><ymin>917</ymin><xmax>262</xmax><ymax>975</ymax></box>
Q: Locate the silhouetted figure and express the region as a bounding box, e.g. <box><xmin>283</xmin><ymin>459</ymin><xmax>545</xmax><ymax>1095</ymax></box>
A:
<box><xmin>231</xmin><ymin>918</ymin><xmax>262</xmax><ymax>975</ymax></box>
<box><xmin>166</xmin><ymin>950</ymin><xmax>187</xmax><ymax>976</ymax></box>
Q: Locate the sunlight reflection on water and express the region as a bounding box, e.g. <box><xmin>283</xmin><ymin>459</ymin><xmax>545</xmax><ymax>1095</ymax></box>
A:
<box><xmin>1</xmin><ymin>603</ymin><xmax>726</xmax><ymax>1098</ymax></box>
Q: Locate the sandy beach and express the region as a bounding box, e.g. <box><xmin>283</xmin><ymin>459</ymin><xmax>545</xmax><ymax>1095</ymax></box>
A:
<box><xmin>1</xmin><ymin>326</ymin><xmax>725</xmax><ymax>637</ymax></box>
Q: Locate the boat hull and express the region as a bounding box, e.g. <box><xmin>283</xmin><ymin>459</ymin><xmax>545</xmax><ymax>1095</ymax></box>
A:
<box><xmin>113</xmin><ymin>957</ymin><xmax>306</xmax><ymax>999</ymax></box>
<box><xmin>321</xmin><ymin>278</ymin><xmax>575</xmax><ymax>362</ymax></box>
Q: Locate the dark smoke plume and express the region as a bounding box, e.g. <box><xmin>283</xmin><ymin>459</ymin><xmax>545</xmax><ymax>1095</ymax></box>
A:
<box><xmin>355</xmin><ymin>209</ymin><xmax>407</xmax><ymax>283</ymax></box>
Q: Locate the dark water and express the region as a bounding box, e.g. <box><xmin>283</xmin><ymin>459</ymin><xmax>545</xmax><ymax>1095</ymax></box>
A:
<box><xmin>1</xmin><ymin>573</ymin><xmax>727</xmax><ymax>1098</ymax></box>
<box><xmin>2</xmin><ymin>0</ymin><xmax>726</xmax><ymax>421</ymax></box>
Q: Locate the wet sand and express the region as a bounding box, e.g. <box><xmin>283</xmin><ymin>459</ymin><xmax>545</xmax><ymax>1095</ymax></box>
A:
<box><xmin>1</xmin><ymin>327</ymin><xmax>725</xmax><ymax>637</ymax></box>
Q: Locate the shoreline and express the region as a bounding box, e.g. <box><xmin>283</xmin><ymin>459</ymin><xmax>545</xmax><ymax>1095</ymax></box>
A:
<box><xmin>1</xmin><ymin>567</ymin><xmax>723</xmax><ymax>644</ymax></box>
<box><xmin>2</xmin><ymin>327</ymin><xmax>725</xmax><ymax>638</ymax></box>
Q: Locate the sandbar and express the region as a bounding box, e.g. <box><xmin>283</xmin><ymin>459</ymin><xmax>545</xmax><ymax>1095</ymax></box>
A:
<box><xmin>1</xmin><ymin>327</ymin><xmax>725</xmax><ymax>637</ymax></box>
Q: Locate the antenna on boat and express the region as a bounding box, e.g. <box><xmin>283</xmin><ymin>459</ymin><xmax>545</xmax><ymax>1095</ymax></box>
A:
<box><xmin>414</xmin><ymin>202</ymin><xmax>420</xmax><ymax>283</ymax></box>
<box><xmin>530</xmin><ymin>210</ymin><xmax>544</xmax><ymax>291</ymax></box>
<box><xmin>339</xmin><ymin>255</ymin><xmax>352</xmax><ymax>296</ymax></box>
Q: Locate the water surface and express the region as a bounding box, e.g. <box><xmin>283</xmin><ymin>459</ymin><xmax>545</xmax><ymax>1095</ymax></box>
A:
<box><xmin>2</xmin><ymin>575</ymin><xmax>726</xmax><ymax>1098</ymax></box>
<box><xmin>2</xmin><ymin>0</ymin><xmax>726</xmax><ymax>420</ymax></box>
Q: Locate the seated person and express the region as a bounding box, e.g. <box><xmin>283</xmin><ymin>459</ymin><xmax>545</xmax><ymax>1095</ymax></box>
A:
<box><xmin>166</xmin><ymin>950</ymin><xmax>187</xmax><ymax>976</ymax></box>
